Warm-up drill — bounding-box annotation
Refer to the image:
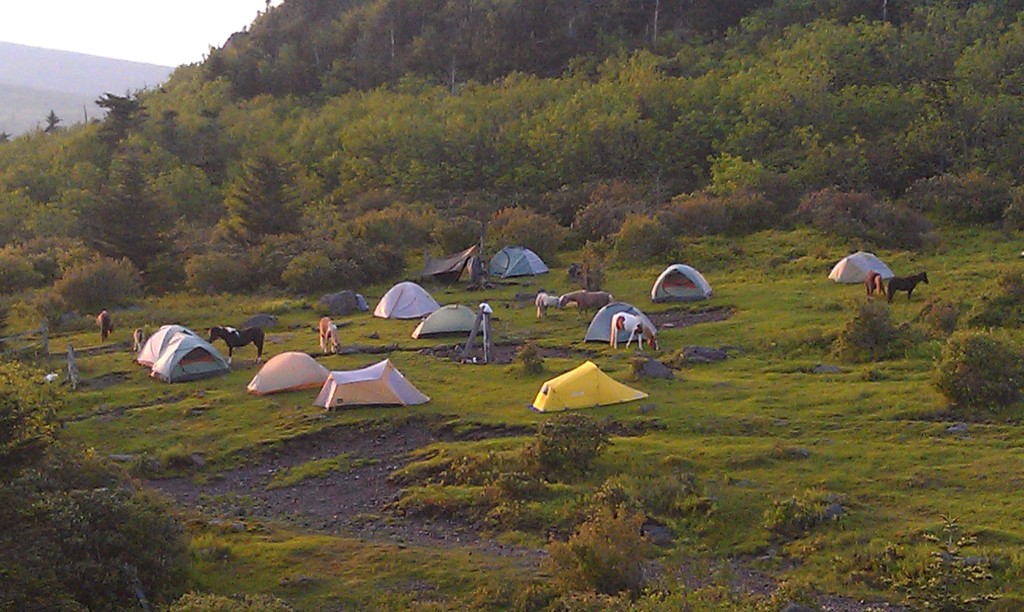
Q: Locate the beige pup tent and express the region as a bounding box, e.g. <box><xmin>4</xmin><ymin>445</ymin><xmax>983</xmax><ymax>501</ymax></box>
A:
<box><xmin>247</xmin><ymin>352</ymin><xmax>329</xmax><ymax>395</ymax></box>
<box><xmin>150</xmin><ymin>334</ymin><xmax>230</xmax><ymax>383</ymax></box>
<box><xmin>531</xmin><ymin>361</ymin><xmax>647</xmax><ymax>412</ymax></box>
<box><xmin>828</xmin><ymin>251</ymin><xmax>894</xmax><ymax>283</ymax></box>
<box><xmin>411</xmin><ymin>304</ymin><xmax>477</xmax><ymax>338</ymax></box>
<box><xmin>136</xmin><ymin>324</ymin><xmax>196</xmax><ymax>367</ymax></box>
<box><xmin>373</xmin><ymin>282</ymin><xmax>441</xmax><ymax>319</ymax></box>
<box><xmin>651</xmin><ymin>264</ymin><xmax>712</xmax><ymax>302</ymax></box>
<box><xmin>314</xmin><ymin>359</ymin><xmax>430</xmax><ymax>409</ymax></box>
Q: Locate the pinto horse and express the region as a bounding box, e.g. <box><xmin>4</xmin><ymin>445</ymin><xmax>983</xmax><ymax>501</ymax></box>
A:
<box><xmin>208</xmin><ymin>326</ymin><xmax>265</xmax><ymax>364</ymax></box>
<box><xmin>96</xmin><ymin>310</ymin><xmax>114</xmax><ymax>342</ymax></box>
<box><xmin>864</xmin><ymin>271</ymin><xmax>885</xmax><ymax>298</ymax></box>
<box><xmin>558</xmin><ymin>290</ymin><xmax>614</xmax><ymax>318</ymax></box>
<box><xmin>610</xmin><ymin>312</ymin><xmax>658</xmax><ymax>350</ymax></box>
<box><xmin>535</xmin><ymin>292</ymin><xmax>561</xmax><ymax>319</ymax></box>
<box><xmin>887</xmin><ymin>272</ymin><xmax>928</xmax><ymax>303</ymax></box>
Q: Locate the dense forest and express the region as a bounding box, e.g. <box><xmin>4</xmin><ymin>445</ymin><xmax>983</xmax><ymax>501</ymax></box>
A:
<box><xmin>4</xmin><ymin>0</ymin><xmax>1024</xmax><ymax>311</ymax></box>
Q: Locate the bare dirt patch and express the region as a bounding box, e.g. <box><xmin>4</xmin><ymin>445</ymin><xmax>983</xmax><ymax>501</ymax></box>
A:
<box><xmin>79</xmin><ymin>371</ymin><xmax>131</xmax><ymax>390</ymax></box>
<box><xmin>418</xmin><ymin>343</ymin><xmax>592</xmax><ymax>365</ymax></box>
<box><xmin>648</xmin><ymin>306</ymin><xmax>733</xmax><ymax>330</ymax></box>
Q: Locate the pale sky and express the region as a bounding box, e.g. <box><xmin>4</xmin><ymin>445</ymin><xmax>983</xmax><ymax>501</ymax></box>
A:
<box><xmin>0</xmin><ymin>1</ymin><xmax>284</xmax><ymax>67</ymax></box>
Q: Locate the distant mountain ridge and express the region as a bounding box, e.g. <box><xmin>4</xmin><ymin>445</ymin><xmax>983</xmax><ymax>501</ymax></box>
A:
<box><xmin>0</xmin><ymin>42</ymin><xmax>174</xmax><ymax>134</ymax></box>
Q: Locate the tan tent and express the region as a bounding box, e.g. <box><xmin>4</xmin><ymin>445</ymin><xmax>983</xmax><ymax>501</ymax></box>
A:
<box><xmin>828</xmin><ymin>251</ymin><xmax>894</xmax><ymax>283</ymax></box>
<box><xmin>411</xmin><ymin>304</ymin><xmax>477</xmax><ymax>338</ymax></box>
<box><xmin>373</xmin><ymin>282</ymin><xmax>441</xmax><ymax>319</ymax></box>
<box><xmin>314</xmin><ymin>359</ymin><xmax>429</xmax><ymax>409</ymax></box>
<box><xmin>247</xmin><ymin>352</ymin><xmax>329</xmax><ymax>395</ymax></box>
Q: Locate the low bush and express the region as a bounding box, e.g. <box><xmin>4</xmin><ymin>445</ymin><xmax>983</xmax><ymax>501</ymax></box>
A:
<box><xmin>168</xmin><ymin>592</ymin><xmax>294</xmax><ymax>611</ymax></box>
<box><xmin>763</xmin><ymin>487</ymin><xmax>842</xmax><ymax>540</ymax></box>
<box><xmin>513</xmin><ymin>341</ymin><xmax>545</xmax><ymax>376</ymax></box>
<box><xmin>917</xmin><ymin>297</ymin><xmax>960</xmax><ymax>335</ymax></box>
<box><xmin>613</xmin><ymin>214</ymin><xmax>675</xmax><ymax>262</ymax></box>
<box><xmin>833</xmin><ymin>299</ymin><xmax>906</xmax><ymax>363</ymax></box>
<box><xmin>0</xmin><ymin>251</ymin><xmax>43</xmax><ymax>294</ymax></box>
<box><xmin>185</xmin><ymin>253</ymin><xmax>251</xmax><ymax>293</ymax></box>
<box><xmin>797</xmin><ymin>188</ymin><xmax>935</xmax><ymax>249</ymax></box>
<box><xmin>968</xmin><ymin>271</ymin><xmax>1024</xmax><ymax>328</ymax></box>
<box><xmin>660</xmin><ymin>189</ymin><xmax>780</xmax><ymax>236</ymax></box>
<box><xmin>350</xmin><ymin>205</ymin><xmax>436</xmax><ymax>250</ymax></box>
<box><xmin>546</xmin><ymin>504</ymin><xmax>653</xmax><ymax>597</ymax></box>
<box><xmin>575</xmin><ymin>242</ymin><xmax>607</xmax><ymax>291</ymax></box>
<box><xmin>431</xmin><ymin>215</ymin><xmax>482</xmax><ymax>254</ymax></box>
<box><xmin>901</xmin><ymin>170</ymin><xmax>1012</xmax><ymax>225</ymax></box>
<box><xmin>280</xmin><ymin>251</ymin><xmax>334</xmax><ymax>294</ymax></box>
<box><xmin>571</xmin><ymin>181</ymin><xmax>650</xmax><ymax>244</ymax></box>
<box><xmin>488</xmin><ymin>207</ymin><xmax>566</xmax><ymax>263</ymax></box>
<box><xmin>524</xmin><ymin>414</ymin><xmax>608</xmax><ymax>481</ymax></box>
<box><xmin>53</xmin><ymin>257</ymin><xmax>141</xmax><ymax>312</ymax></box>
<box><xmin>934</xmin><ymin>331</ymin><xmax>1024</xmax><ymax>417</ymax></box>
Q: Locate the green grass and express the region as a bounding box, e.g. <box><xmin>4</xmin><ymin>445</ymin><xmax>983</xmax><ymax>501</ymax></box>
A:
<box><xmin>266</xmin><ymin>454</ymin><xmax>378</xmax><ymax>490</ymax></box>
<box><xmin>14</xmin><ymin>226</ymin><xmax>1024</xmax><ymax>607</ymax></box>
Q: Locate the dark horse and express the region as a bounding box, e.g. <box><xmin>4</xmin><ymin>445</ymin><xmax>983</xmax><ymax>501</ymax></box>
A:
<box><xmin>208</xmin><ymin>326</ymin><xmax>265</xmax><ymax>363</ymax></box>
<box><xmin>96</xmin><ymin>310</ymin><xmax>114</xmax><ymax>342</ymax></box>
<box><xmin>864</xmin><ymin>271</ymin><xmax>885</xmax><ymax>298</ymax></box>
<box><xmin>887</xmin><ymin>272</ymin><xmax>928</xmax><ymax>303</ymax></box>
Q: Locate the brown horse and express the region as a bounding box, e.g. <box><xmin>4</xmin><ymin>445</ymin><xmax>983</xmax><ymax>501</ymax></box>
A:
<box><xmin>558</xmin><ymin>290</ymin><xmax>614</xmax><ymax>318</ymax></box>
<box><xmin>96</xmin><ymin>310</ymin><xmax>113</xmax><ymax>342</ymax></box>
<box><xmin>318</xmin><ymin>316</ymin><xmax>339</xmax><ymax>354</ymax></box>
<box><xmin>864</xmin><ymin>271</ymin><xmax>885</xmax><ymax>297</ymax></box>
<box><xmin>887</xmin><ymin>272</ymin><xmax>928</xmax><ymax>303</ymax></box>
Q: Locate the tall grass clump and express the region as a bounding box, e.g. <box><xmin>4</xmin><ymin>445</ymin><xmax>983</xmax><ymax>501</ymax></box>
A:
<box><xmin>833</xmin><ymin>299</ymin><xmax>905</xmax><ymax>362</ymax></box>
<box><xmin>967</xmin><ymin>270</ymin><xmax>1024</xmax><ymax>328</ymax></box>
<box><xmin>524</xmin><ymin>414</ymin><xmax>608</xmax><ymax>481</ymax></box>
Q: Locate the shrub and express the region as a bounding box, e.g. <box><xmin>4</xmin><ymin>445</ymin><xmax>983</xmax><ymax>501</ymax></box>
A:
<box><xmin>613</xmin><ymin>214</ymin><xmax>675</xmax><ymax>262</ymax></box>
<box><xmin>576</xmin><ymin>242</ymin><xmax>607</xmax><ymax>291</ymax></box>
<box><xmin>660</xmin><ymin>189</ymin><xmax>779</xmax><ymax>235</ymax></box>
<box><xmin>281</xmin><ymin>251</ymin><xmax>334</xmax><ymax>294</ymax></box>
<box><xmin>53</xmin><ymin>257</ymin><xmax>141</xmax><ymax>312</ymax></box>
<box><xmin>185</xmin><ymin>253</ymin><xmax>251</xmax><ymax>293</ymax></box>
<box><xmin>0</xmin><ymin>251</ymin><xmax>43</xmax><ymax>294</ymax></box>
<box><xmin>168</xmin><ymin>592</ymin><xmax>294</xmax><ymax>611</ymax></box>
<box><xmin>901</xmin><ymin>171</ymin><xmax>1012</xmax><ymax>225</ymax></box>
<box><xmin>918</xmin><ymin>297</ymin><xmax>960</xmax><ymax>335</ymax></box>
<box><xmin>934</xmin><ymin>332</ymin><xmax>1024</xmax><ymax>416</ymax></box>
<box><xmin>546</xmin><ymin>504</ymin><xmax>652</xmax><ymax>597</ymax></box>
<box><xmin>488</xmin><ymin>207</ymin><xmax>566</xmax><ymax>262</ymax></box>
<box><xmin>968</xmin><ymin>271</ymin><xmax>1024</xmax><ymax>328</ymax></box>
<box><xmin>431</xmin><ymin>215</ymin><xmax>482</xmax><ymax>254</ymax></box>
<box><xmin>350</xmin><ymin>205</ymin><xmax>435</xmax><ymax>250</ymax></box>
<box><xmin>524</xmin><ymin>414</ymin><xmax>608</xmax><ymax>481</ymax></box>
<box><xmin>797</xmin><ymin>188</ymin><xmax>935</xmax><ymax>249</ymax></box>
<box><xmin>572</xmin><ymin>181</ymin><xmax>649</xmax><ymax>244</ymax></box>
<box><xmin>513</xmin><ymin>342</ymin><xmax>546</xmax><ymax>376</ymax></box>
<box><xmin>833</xmin><ymin>299</ymin><xmax>905</xmax><ymax>363</ymax></box>
<box><xmin>763</xmin><ymin>487</ymin><xmax>841</xmax><ymax>540</ymax></box>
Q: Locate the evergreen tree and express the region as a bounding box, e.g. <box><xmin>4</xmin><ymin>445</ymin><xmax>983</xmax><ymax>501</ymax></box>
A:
<box><xmin>43</xmin><ymin>110</ymin><xmax>61</xmax><ymax>134</ymax></box>
<box><xmin>95</xmin><ymin>93</ymin><xmax>146</xmax><ymax>147</ymax></box>
<box><xmin>222</xmin><ymin>153</ymin><xmax>303</xmax><ymax>245</ymax></box>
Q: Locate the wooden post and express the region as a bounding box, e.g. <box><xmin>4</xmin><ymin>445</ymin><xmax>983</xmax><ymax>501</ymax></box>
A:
<box><xmin>66</xmin><ymin>344</ymin><xmax>80</xmax><ymax>390</ymax></box>
<box><xmin>459</xmin><ymin>310</ymin><xmax>484</xmax><ymax>362</ymax></box>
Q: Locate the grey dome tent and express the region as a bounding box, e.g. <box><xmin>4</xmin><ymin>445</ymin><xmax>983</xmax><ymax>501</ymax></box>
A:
<box><xmin>584</xmin><ymin>302</ymin><xmax>656</xmax><ymax>344</ymax></box>
<box><xmin>150</xmin><ymin>334</ymin><xmax>230</xmax><ymax>383</ymax></box>
<box><xmin>489</xmin><ymin>246</ymin><xmax>548</xmax><ymax>278</ymax></box>
<box><xmin>411</xmin><ymin>304</ymin><xmax>477</xmax><ymax>338</ymax></box>
<box><xmin>651</xmin><ymin>264</ymin><xmax>712</xmax><ymax>303</ymax></box>
<box><xmin>136</xmin><ymin>324</ymin><xmax>197</xmax><ymax>367</ymax></box>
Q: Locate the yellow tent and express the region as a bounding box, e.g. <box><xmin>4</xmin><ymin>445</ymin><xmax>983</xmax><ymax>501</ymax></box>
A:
<box><xmin>531</xmin><ymin>361</ymin><xmax>647</xmax><ymax>412</ymax></box>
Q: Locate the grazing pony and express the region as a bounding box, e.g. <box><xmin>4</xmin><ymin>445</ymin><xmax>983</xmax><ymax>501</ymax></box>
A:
<box><xmin>132</xmin><ymin>328</ymin><xmax>146</xmax><ymax>352</ymax></box>
<box><xmin>558</xmin><ymin>290</ymin><xmax>614</xmax><ymax>318</ymax></box>
<box><xmin>610</xmin><ymin>312</ymin><xmax>658</xmax><ymax>350</ymax></box>
<box><xmin>208</xmin><ymin>326</ymin><xmax>265</xmax><ymax>364</ymax></box>
<box><xmin>864</xmin><ymin>271</ymin><xmax>885</xmax><ymax>298</ymax></box>
<box><xmin>318</xmin><ymin>316</ymin><xmax>340</xmax><ymax>354</ymax></box>
<box><xmin>887</xmin><ymin>272</ymin><xmax>929</xmax><ymax>303</ymax></box>
<box><xmin>535</xmin><ymin>292</ymin><xmax>561</xmax><ymax>319</ymax></box>
<box><xmin>96</xmin><ymin>310</ymin><xmax>114</xmax><ymax>342</ymax></box>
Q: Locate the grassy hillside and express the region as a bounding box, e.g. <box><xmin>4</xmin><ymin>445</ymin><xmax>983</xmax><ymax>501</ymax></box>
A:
<box><xmin>28</xmin><ymin>227</ymin><xmax>1024</xmax><ymax>608</ymax></box>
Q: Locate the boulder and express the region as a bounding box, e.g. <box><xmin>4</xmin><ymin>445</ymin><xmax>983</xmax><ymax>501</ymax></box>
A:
<box><xmin>240</xmin><ymin>313</ymin><xmax>279</xmax><ymax>329</ymax></box>
<box><xmin>682</xmin><ymin>346</ymin><xmax>729</xmax><ymax>363</ymax></box>
<box><xmin>635</xmin><ymin>358</ymin><xmax>674</xmax><ymax>379</ymax></box>
<box><xmin>812</xmin><ymin>364</ymin><xmax>843</xmax><ymax>374</ymax></box>
<box><xmin>320</xmin><ymin>290</ymin><xmax>362</xmax><ymax>315</ymax></box>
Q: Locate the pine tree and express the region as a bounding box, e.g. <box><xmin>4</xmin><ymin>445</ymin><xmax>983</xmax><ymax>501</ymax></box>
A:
<box><xmin>221</xmin><ymin>153</ymin><xmax>302</xmax><ymax>245</ymax></box>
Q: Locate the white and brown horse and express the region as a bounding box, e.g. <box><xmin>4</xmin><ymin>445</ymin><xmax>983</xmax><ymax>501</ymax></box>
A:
<box><xmin>132</xmin><ymin>328</ymin><xmax>146</xmax><ymax>352</ymax></box>
<box><xmin>558</xmin><ymin>290</ymin><xmax>614</xmax><ymax>318</ymax></box>
<box><xmin>610</xmin><ymin>312</ymin><xmax>658</xmax><ymax>350</ymax></box>
<box><xmin>318</xmin><ymin>316</ymin><xmax>340</xmax><ymax>354</ymax></box>
<box><xmin>535</xmin><ymin>292</ymin><xmax>561</xmax><ymax>319</ymax></box>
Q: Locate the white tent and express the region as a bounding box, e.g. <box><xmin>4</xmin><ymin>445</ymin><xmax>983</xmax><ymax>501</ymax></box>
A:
<box><xmin>828</xmin><ymin>251</ymin><xmax>894</xmax><ymax>283</ymax></box>
<box><xmin>136</xmin><ymin>325</ymin><xmax>197</xmax><ymax>367</ymax></box>
<box><xmin>247</xmin><ymin>352</ymin><xmax>329</xmax><ymax>395</ymax></box>
<box><xmin>314</xmin><ymin>359</ymin><xmax>429</xmax><ymax>408</ymax></box>
<box><xmin>150</xmin><ymin>334</ymin><xmax>230</xmax><ymax>383</ymax></box>
<box><xmin>651</xmin><ymin>264</ymin><xmax>712</xmax><ymax>302</ymax></box>
<box><xmin>373</xmin><ymin>282</ymin><xmax>440</xmax><ymax>319</ymax></box>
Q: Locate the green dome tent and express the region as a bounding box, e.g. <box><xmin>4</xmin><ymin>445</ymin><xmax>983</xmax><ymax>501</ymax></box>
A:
<box><xmin>411</xmin><ymin>304</ymin><xmax>477</xmax><ymax>338</ymax></box>
<box><xmin>489</xmin><ymin>246</ymin><xmax>548</xmax><ymax>278</ymax></box>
